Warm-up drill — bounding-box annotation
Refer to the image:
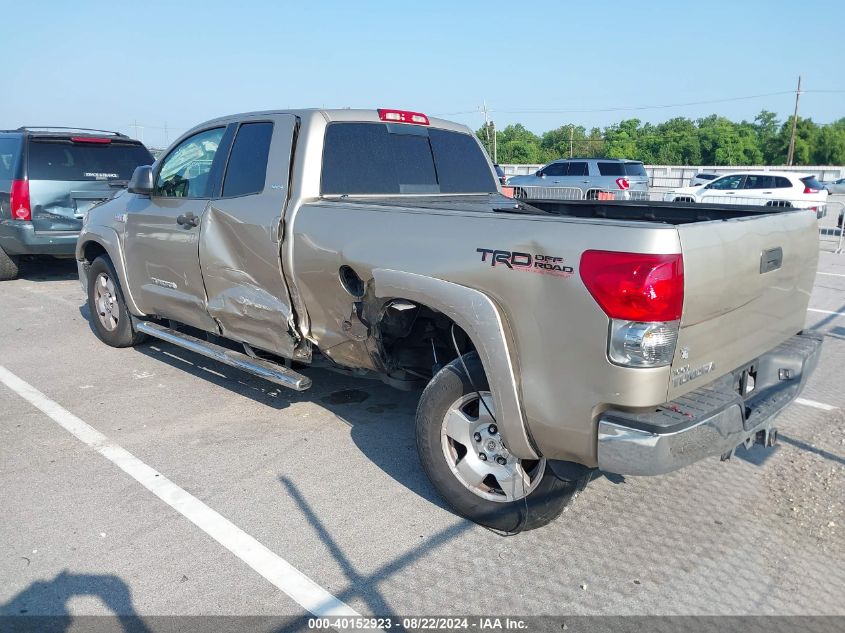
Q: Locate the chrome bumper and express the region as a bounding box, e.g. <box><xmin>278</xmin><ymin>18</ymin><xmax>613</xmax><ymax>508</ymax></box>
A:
<box><xmin>597</xmin><ymin>333</ymin><xmax>823</xmax><ymax>476</ymax></box>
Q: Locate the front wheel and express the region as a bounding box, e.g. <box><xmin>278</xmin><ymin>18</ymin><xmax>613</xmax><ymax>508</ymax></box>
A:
<box><xmin>87</xmin><ymin>256</ymin><xmax>145</xmax><ymax>348</ymax></box>
<box><xmin>416</xmin><ymin>353</ymin><xmax>587</xmax><ymax>532</ymax></box>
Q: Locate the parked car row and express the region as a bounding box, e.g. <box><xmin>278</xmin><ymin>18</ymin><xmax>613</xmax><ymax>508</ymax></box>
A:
<box><xmin>0</xmin><ymin>127</ymin><xmax>153</xmax><ymax>280</ymax></box>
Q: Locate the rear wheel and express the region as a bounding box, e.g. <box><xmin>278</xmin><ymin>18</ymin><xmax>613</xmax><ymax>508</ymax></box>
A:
<box><xmin>87</xmin><ymin>256</ymin><xmax>145</xmax><ymax>348</ymax></box>
<box><xmin>0</xmin><ymin>246</ymin><xmax>20</xmax><ymax>281</ymax></box>
<box><xmin>416</xmin><ymin>353</ymin><xmax>588</xmax><ymax>532</ymax></box>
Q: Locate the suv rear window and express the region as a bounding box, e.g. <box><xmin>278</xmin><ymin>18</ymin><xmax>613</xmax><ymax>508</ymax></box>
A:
<box><xmin>321</xmin><ymin>123</ymin><xmax>496</xmax><ymax>195</ymax></box>
<box><xmin>27</xmin><ymin>138</ymin><xmax>153</xmax><ymax>181</ymax></box>
<box><xmin>597</xmin><ymin>162</ymin><xmax>624</xmax><ymax>176</ymax></box>
<box><xmin>623</xmin><ymin>162</ymin><xmax>647</xmax><ymax>177</ymax></box>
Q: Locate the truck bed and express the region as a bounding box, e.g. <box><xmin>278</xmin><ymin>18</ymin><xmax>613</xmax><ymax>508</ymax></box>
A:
<box><xmin>524</xmin><ymin>198</ymin><xmax>783</xmax><ymax>225</ymax></box>
<box><xmin>334</xmin><ymin>194</ymin><xmax>785</xmax><ymax>225</ymax></box>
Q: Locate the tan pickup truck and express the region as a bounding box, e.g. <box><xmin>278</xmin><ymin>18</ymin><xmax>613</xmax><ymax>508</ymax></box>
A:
<box><xmin>76</xmin><ymin>108</ymin><xmax>822</xmax><ymax>531</ymax></box>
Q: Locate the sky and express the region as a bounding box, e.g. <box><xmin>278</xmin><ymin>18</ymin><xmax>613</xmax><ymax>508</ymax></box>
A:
<box><xmin>3</xmin><ymin>0</ymin><xmax>843</xmax><ymax>148</ymax></box>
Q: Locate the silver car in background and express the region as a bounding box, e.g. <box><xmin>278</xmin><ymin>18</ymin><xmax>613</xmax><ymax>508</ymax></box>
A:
<box><xmin>507</xmin><ymin>157</ymin><xmax>649</xmax><ymax>199</ymax></box>
<box><xmin>823</xmin><ymin>177</ymin><xmax>845</xmax><ymax>194</ymax></box>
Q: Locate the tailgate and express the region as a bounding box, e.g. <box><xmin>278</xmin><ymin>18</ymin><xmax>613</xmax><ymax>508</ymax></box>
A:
<box><xmin>668</xmin><ymin>209</ymin><xmax>818</xmax><ymax>400</ymax></box>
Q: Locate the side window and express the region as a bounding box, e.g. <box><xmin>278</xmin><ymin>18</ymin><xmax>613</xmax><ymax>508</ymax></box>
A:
<box><xmin>0</xmin><ymin>137</ymin><xmax>20</xmax><ymax>179</ymax></box>
<box><xmin>155</xmin><ymin>128</ymin><xmax>225</xmax><ymax>198</ymax></box>
<box><xmin>597</xmin><ymin>162</ymin><xmax>624</xmax><ymax>176</ymax></box>
<box><xmin>709</xmin><ymin>175</ymin><xmax>743</xmax><ymax>190</ymax></box>
<box><xmin>567</xmin><ymin>162</ymin><xmax>588</xmax><ymax>176</ymax></box>
<box><xmin>542</xmin><ymin>162</ymin><xmax>567</xmax><ymax>177</ymax></box>
<box><xmin>222</xmin><ymin>122</ymin><xmax>274</xmax><ymax>197</ymax></box>
<box><xmin>774</xmin><ymin>177</ymin><xmax>792</xmax><ymax>188</ymax></box>
<box><xmin>743</xmin><ymin>175</ymin><xmax>774</xmax><ymax>189</ymax></box>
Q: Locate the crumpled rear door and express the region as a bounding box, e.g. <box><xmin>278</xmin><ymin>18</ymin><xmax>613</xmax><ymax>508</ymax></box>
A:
<box><xmin>199</xmin><ymin>114</ymin><xmax>298</xmax><ymax>357</ymax></box>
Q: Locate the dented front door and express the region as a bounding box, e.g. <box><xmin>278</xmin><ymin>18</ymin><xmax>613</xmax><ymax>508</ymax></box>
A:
<box><xmin>198</xmin><ymin>114</ymin><xmax>298</xmax><ymax>357</ymax></box>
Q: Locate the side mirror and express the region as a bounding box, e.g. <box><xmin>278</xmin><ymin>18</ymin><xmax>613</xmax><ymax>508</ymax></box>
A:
<box><xmin>538</xmin><ymin>171</ymin><xmax>546</xmax><ymax>178</ymax></box>
<box><xmin>128</xmin><ymin>165</ymin><xmax>154</xmax><ymax>196</ymax></box>
<box><xmin>703</xmin><ymin>183</ymin><xmax>713</xmax><ymax>190</ymax></box>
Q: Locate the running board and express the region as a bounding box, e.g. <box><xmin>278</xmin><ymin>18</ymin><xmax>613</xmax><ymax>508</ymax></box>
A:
<box><xmin>135</xmin><ymin>321</ymin><xmax>312</xmax><ymax>392</ymax></box>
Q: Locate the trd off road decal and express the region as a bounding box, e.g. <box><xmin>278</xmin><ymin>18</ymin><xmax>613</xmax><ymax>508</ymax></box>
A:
<box><xmin>476</xmin><ymin>248</ymin><xmax>574</xmax><ymax>278</ymax></box>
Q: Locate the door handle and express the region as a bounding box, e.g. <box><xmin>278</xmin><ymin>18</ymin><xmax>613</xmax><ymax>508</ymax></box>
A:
<box><xmin>176</xmin><ymin>212</ymin><xmax>199</xmax><ymax>228</ymax></box>
<box><xmin>726</xmin><ymin>192</ymin><xmax>736</xmax><ymax>195</ymax></box>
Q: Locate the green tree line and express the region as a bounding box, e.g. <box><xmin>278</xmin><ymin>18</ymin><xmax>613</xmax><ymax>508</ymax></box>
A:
<box><xmin>477</xmin><ymin>110</ymin><xmax>845</xmax><ymax>166</ymax></box>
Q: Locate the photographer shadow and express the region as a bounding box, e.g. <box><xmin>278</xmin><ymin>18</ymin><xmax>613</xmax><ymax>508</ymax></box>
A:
<box><xmin>0</xmin><ymin>570</ymin><xmax>151</xmax><ymax>633</ymax></box>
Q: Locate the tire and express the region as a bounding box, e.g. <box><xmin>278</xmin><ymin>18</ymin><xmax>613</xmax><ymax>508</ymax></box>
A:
<box><xmin>86</xmin><ymin>256</ymin><xmax>145</xmax><ymax>348</ymax></box>
<box><xmin>0</xmin><ymin>246</ymin><xmax>20</xmax><ymax>281</ymax></box>
<box><xmin>416</xmin><ymin>352</ymin><xmax>587</xmax><ymax>532</ymax></box>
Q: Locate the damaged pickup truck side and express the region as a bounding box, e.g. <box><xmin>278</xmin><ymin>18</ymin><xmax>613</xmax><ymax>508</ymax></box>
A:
<box><xmin>77</xmin><ymin>108</ymin><xmax>822</xmax><ymax>531</ymax></box>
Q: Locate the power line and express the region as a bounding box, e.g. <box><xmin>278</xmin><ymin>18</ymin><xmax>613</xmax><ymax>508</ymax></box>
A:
<box><xmin>435</xmin><ymin>88</ymin><xmax>845</xmax><ymax>118</ymax></box>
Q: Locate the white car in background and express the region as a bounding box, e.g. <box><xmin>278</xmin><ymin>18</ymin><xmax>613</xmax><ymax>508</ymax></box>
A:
<box><xmin>689</xmin><ymin>172</ymin><xmax>720</xmax><ymax>186</ymax></box>
<box><xmin>665</xmin><ymin>171</ymin><xmax>828</xmax><ymax>213</ymax></box>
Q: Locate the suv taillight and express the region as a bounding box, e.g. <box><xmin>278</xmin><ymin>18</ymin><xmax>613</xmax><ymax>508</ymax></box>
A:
<box><xmin>580</xmin><ymin>250</ymin><xmax>684</xmax><ymax>367</ymax></box>
<box><xmin>10</xmin><ymin>179</ymin><xmax>31</xmax><ymax>221</ymax></box>
<box><xmin>615</xmin><ymin>177</ymin><xmax>630</xmax><ymax>190</ymax></box>
<box><xmin>803</xmin><ymin>186</ymin><xmax>819</xmax><ymax>194</ymax></box>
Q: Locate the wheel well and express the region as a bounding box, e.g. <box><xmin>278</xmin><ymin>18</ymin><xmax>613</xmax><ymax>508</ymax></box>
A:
<box><xmin>376</xmin><ymin>301</ymin><xmax>474</xmax><ymax>381</ymax></box>
<box><xmin>81</xmin><ymin>241</ymin><xmax>109</xmax><ymax>264</ymax></box>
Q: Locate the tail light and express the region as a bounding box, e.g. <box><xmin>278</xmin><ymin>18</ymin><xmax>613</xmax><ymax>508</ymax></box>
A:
<box><xmin>615</xmin><ymin>177</ymin><xmax>630</xmax><ymax>190</ymax></box>
<box><xmin>580</xmin><ymin>250</ymin><xmax>684</xmax><ymax>367</ymax></box>
<box><xmin>377</xmin><ymin>109</ymin><xmax>430</xmax><ymax>125</ymax></box>
<box><xmin>803</xmin><ymin>186</ymin><xmax>819</xmax><ymax>194</ymax></box>
<box><xmin>580</xmin><ymin>251</ymin><xmax>684</xmax><ymax>322</ymax></box>
<box><xmin>10</xmin><ymin>179</ymin><xmax>31</xmax><ymax>221</ymax></box>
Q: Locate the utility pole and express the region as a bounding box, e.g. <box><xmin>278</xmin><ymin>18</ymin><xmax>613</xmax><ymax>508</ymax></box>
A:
<box><xmin>480</xmin><ymin>101</ymin><xmax>496</xmax><ymax>162</ymax></box>
<box><xmin>164</xmin><ymin>122</ymin><xmax>169</xmax><ymax>146</ymax></box>
<box><xmin>569</xmin><ymin>125</ymin><xmax>574</xmax><ymax>158</ymax></box>
<box><xmin>786</xmin><ymin>76</ymin><xmax>802</xmax><ymax>166</ymax></box>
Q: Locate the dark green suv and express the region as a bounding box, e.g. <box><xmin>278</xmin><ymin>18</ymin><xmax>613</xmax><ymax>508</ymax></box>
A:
<box><xmin>0</xmin><ymin>127</ymin><xmax>153</xmax><ymax>280</ymax></box>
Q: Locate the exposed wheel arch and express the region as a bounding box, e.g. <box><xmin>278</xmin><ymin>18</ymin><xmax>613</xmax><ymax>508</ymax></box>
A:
<box><xmin>371</xmin><ymin>268</ymin><xmax>538</xmax><ymax>460</ymax></box>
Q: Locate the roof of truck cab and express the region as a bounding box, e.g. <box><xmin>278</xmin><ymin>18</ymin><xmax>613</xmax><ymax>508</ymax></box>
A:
<box><xmin>184</xmin><ymin>109</ymin><xmax>470</xmax><ymax>135</ymax></box>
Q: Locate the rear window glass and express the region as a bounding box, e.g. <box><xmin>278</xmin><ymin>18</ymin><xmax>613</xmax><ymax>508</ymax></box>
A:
<box><xmin>774</xmin><ymin>176</ymin><xmax>792</xmax><ymax>188</ymax></box>
<box><xmin>222</xmin><ymin>122</ymin><xmax>274</xmax><ymax>197</ymax></box>
<box><xmin>567</xmin><ymin>162</ymin><xmax>588</xmax><ymax>176</ymax></box>
<box><xmin>320</xmin><ymin>123</ymin><xmax>496</xmax><ymax>195</ymax></box>
<box><xmin>27</xmin><ymin>139</ymin><xmax>153</xmax><ymax>181</ymax></box>
<box><xmin>743</xmin><ymin>175</ymin><xmax>775</xmax><ymax>189</ymax></box>
<box><xmin>801</xmin><ymin>176</ymin><xmax>824</xmax><ymax>190</ymax></box>
<box><xmin>623</xmin><ymin>162</ymin><xmax>647</xmax><ymax>177</ymax></box>
<box><xmin>0</xmin><ymin>137</ymin><xmax>21</xmax><ymax>179</ymax></box>
<box><xmin>597</xmin><ymin>162</ymin><xmax>624</xmax><ymax>176</ymax></box>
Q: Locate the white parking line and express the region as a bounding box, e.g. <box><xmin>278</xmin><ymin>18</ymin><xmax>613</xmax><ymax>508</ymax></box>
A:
<box><xmin>0</xmin><ymin>364</ymin><xmax>358</xmax><ymax>619</ymax></box>
<box><xmin>795</xmin><ymin>397</ymin><xmax>838</xmax><ymax>412</ymax></box>
<box><xmin>808</xmin><ymin>308</ymin><xmax>845</xmax><ymax>317</ymax></box>
<box><xmin>817</xmin><ymin>271</ymin><xmax>845</xmax><ymax>278</ymax></box>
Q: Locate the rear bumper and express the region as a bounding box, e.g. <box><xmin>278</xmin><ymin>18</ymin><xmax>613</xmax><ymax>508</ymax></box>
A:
<box><xmin>0</xmin><ymin>221</ymin><xmax>79</xmax><ymax>256</ymax></box>
<box><xmin>597</xmin><ymin>333</ymin><xmax>823</xmax><ymax>476</ymax></box>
